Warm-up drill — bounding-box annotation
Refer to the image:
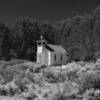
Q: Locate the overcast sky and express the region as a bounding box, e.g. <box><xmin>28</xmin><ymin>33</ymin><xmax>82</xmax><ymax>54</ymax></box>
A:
<box><xmin>0</xmin><ymin>0</ymin><xmax>100</xmax><ymax>25</ymax></box>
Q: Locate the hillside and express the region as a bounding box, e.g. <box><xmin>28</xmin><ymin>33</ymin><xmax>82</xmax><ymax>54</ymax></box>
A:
<box><xmin>0</xmin><ymin>7</ymin><xmax>100</xmax><ymax>62</ymax></box>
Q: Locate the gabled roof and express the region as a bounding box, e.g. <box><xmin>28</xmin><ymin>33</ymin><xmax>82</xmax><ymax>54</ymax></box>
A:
<box><xmin>45</xmin><ymin>44</ymin><xmax>54</xmax><ymax>52</ymax></box>
<box><xmin>45</xmin><ymin>44</ymin><xmax>66</xmax><ymax>53</ymax></box>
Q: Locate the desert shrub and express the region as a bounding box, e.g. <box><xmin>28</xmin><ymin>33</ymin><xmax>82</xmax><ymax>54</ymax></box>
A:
<box><xmin>83</xmin><ymin>89</ymin><xmax>100</xmax><ymax>100</ymax></box>
<box><xmin>25</xmin><ymin>70</ymin><xmax>43</xmax><ymax>83</ymax></box>
<box><xmin>0</xmin><ymin>70</ymin><xmax>14</xmax><ymax>83</ymax></box>
<box><xmin>52</xmin><ymin>91</ymin><xmax>77</xmax><ymax>100</ymax></box>
<box><xmin>20</xmin><ymin>92</ymin><xmax>37</xmax><ymax>100</ymax></box>
<box><xmin>8</xmin><ymin>86</ymin><xmax>15</xmax><ymax>96</ymax></box>
<box><xmin>15</xmin><ymin>78</ymin><xmax>27</xmax><ymax>92</ymax></box>
<box><xmin>52</xmin><ymin>93</ymin><xmax>67</xmax><ymax>100</ymax></box>
<box><xmin>63</xmin><ymin>81</ymin><xmax>79</xmax><ymax>97</ymax></box>
<box><xmin>43</xmin><ymin>69</ymin><xmax>66</xmax><ymax>83</ymax></box>
<box><xmin>0</xmin><ymin>87</ymin><xmax>8</xmax><ymax>96</ymax></box>
<box><xmin>57</xmin><ymin>72</ymin><xmax>66</xmax><ymax>82</ymax></box>
<box><xmin>32</xmin><ymin>73</ymin><xmax>43</xmax><ymax>84</ymax></box>
<box><xmin>0</xmin><ymin>60</ymin><xmax>29</xmax><ymax>83</ymax></box>
<box><xmin>66</xmin><ymin>68</ymin><xmax>80</xmax><ymax>81</ymax></box>
<box><xmin>94</xmin><ymin>89</ymin><xmax>100</xmax><ymax>97</ymax></box>
<box><xmin>63</xmin><ymin>62</ymin><xmax>82</xmax><ymax>81</ymax></box>
<box><xmin>7</xmin><ymin>80</ymin><xmax>20</xmax><ymax>96</ymax></box>
<box><xmin>66</xmin><ymin>69</ymin><xmax>78</xmax><ymax>81</ymax></box>
<box><xmin>0</xmin><ymin>80</ymin><xmax>20</xmax><ymax>96</ymax></box>
<box><xmin>83</xmin><ymin>88</ymin><xmax>94</xmax><ymax>99</ymax></box>
<box><xmin>25</xmin><ymin>72</ymin><xmax>35</xmax><ymax>83</ymax></box>
<box><xmin>43</xmin><ymin>70</ymin><xmax>57</xmax><ymax>83</ymax></box>
<box><xmin>34</xmin><ymin>64</ymin><xmax>46</xmax><ymax>73</ymax></box>
<box><xmin>0</xmin><ymin>75</ymin><xmax>5</xmax><ymax>84</ymax></box>
<box><xmin>78</xmin><ymin>71</ymin><xmax>100</xmax><ymax>93</ymax></box>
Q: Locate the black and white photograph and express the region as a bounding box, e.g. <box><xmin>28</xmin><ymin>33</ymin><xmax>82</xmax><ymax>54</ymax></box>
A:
<box><xmin>0</xmin><ymin>0</ymin><xmax>100</xmax><ymax>100</ymax></box>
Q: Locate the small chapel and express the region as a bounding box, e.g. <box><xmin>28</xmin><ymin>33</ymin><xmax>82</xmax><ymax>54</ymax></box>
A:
<box><xmin>36</xmin><ymin>35</ymin><xmax>69</xmax><ymax>66</ymax></box>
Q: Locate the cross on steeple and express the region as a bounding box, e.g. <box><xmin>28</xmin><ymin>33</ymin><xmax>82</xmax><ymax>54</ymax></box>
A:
<box><xmin>37</xmin><ymin>34</ymin><xmax>47</xmax><ymax>46</ymax></box>
<box><xmin>40</xmin><ymin>35</ymin><xmax>43</xmax><ymax>41</ymax></box>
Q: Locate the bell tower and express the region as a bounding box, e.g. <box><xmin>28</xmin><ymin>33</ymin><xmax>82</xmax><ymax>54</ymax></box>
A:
<box><xmin>36</xmin><ymin>35</ymin><xmax>47</xmax><ymax>64</ymax></box>
<box><xmin>37</xmin><ymin>35</ymin><xmax>47</xmax><ymax>53</ymax></box>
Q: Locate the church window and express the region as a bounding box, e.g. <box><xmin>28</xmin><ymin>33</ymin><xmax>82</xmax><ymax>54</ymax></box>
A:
<box><xmin>54</xmin><ymin>54</ymin><xmax>56</xmax><ymax>61</ymax></box>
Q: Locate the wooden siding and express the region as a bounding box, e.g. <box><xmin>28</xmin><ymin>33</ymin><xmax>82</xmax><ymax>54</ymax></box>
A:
<box><xmin>37</xmin><ymin>44</ymin><xmax>68</xmax><ymax>66</ymax></box>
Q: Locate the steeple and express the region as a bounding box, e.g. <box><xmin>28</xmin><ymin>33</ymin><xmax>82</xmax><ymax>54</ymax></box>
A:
<box><xmin>37</xmin><ymin>35</ymin><xmax>47</xmax><ymax>46</ymax></box>
<box><xmin>40</xmin><ymin>35</ymin><xmax>43</xmax><ymax>41</ymax></box>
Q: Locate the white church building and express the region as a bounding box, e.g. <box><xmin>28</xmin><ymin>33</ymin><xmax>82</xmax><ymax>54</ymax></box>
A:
<box><xmin>36</xmin><ymin>36</ymin><xmax>69</xmax><ymax>66</ymax></box>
